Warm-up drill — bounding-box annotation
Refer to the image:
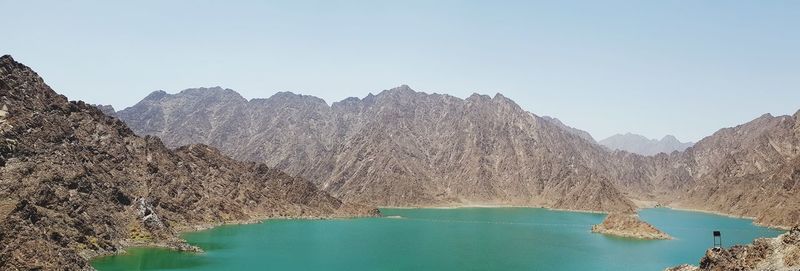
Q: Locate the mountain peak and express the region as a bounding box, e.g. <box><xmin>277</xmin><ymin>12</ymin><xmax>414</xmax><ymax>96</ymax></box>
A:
<box><xmin>376</xmin><ymin>85</ymin><xmax>418</xmax><ymax>98</ymax></box>
<box><xmin>467</xmin><ymin>93</ymin><xmax>491</xmax><ymax>101</ymax></box>
<box><xmin>142</xmin><ymin>90</ymin><xmax>168</xmax><ymax>101</ymax></box>
<box><xmin>0</xmin><ymin>54</ymin><xmax>52</xmax><ymax>102</ymax></box>
<box><xmin>759</xmin><ymin>113</ymin><xmax>775</xmax><ymax>119</ymax></box>
<box><xmin>661</xmin><ymin>135</ymin><xmax>679</xmax><ymax>142</ymax></box>
<box><xmin>265</xmin><ymin>91</ymin><xmax>328</xmax><ymax>106</ymax></box>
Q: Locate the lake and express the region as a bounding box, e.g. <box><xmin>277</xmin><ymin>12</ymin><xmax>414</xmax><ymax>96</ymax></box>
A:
<box><xmin>92</xmin><ymin>208</ymin><xmax>783</xmax><ymax>271</ymax></box>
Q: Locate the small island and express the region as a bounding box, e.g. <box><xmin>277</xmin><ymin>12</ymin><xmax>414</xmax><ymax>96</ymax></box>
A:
<box><xmin>592</xmin><ymin>213</ymin><xmax>672</xmax><ymax>240</ymax></box>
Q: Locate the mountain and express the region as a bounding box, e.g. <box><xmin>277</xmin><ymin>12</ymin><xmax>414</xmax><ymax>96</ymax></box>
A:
<box><xmin>599</xmin><ymin>133</ymin><xmax>693</xmax><ymax>156</ymax></box>
<box><xmin>604</xmin><ymin>112</ymin><xmax>800</xmax><ymax>229</ymax></box>
<box><xmin>117</xmin><ymin>86</ymin><xmax>637</xmax><ymax>213</ymax></box>
<box><xmin>117</xmin><ymin>85</ymin><xmax>800</xmax><ymax>229</ymax></box>
<box><xmin>0</xmin><ymin>55</ymin><xmax>377</xmax><ymax>270</ymax></box>
<box><xmin>541</xmin><ymin>116</ymin><xmax>596</xmax><ymax>143</ymax></box>
<box><xmin>657</xmin><ymin>112</ymin><xmax>800</xmax><ymax>228</ymax></box>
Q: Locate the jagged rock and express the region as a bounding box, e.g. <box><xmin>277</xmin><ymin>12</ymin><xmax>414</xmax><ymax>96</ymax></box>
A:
<box><xmin>668</xmin><ymin>227</ymin><xmax>800</xmax><ymax>271</ymax></box>
<box><xmin>591</xmin><ymin>213</ymin><xmax>672</xmax><ymax>240</ymax></box>
<box><xmin>0</xmin><ymin>55</ymin><xmax>378</xmax><ymax>270</ymax></box>
<box><xmin>91</xmin><ymin>104</ymin><xmax>116</xmax><ymax>117</ymax></box>
<box><xmin>664</xmin><ymin>264</ymin><xmax>699</xmax><ymax>271</ymax></box>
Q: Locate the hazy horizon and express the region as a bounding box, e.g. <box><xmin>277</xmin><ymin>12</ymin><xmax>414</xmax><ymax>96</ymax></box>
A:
<box><xmin>3</xmin><ymin>0</ymin><xmax>799</xmax><ymax>142</ymax></box>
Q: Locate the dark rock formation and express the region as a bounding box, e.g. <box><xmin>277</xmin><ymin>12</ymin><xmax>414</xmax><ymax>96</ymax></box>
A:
<box><xmin>0</xmin><ymin>55</ymin><xmax>378</xmax><ymax>270</ymax></box>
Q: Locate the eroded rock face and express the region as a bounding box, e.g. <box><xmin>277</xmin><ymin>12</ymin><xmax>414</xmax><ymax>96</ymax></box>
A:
<box><xmin>667</xmin><ymin>227</ymin><xmax>800</xmax><ymax>271</ymax></box>
<box><xmin>591</xmin><ymin>213</ymin><xmax>672</xmax><ymax>240</ymax></box>
<box><xmin>117</xmin><ymin>86</ymin><xmax>638</xmax><ymax>212</ymax></box>
<box><xmin>0</xmin><ymin>55</ymin><xmax>378</xmax><ymax>270</ymax></box>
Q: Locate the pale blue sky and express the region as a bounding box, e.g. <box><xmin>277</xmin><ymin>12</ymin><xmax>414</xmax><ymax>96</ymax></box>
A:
<box><xmin>2</xmin><ymin>0</ymin><xmax>799</xmax><ymax>142</ymax></box>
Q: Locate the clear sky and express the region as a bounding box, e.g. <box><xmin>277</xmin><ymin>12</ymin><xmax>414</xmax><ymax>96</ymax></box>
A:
<box><xmin>2</xmin><ymin>1</ymin><xmax>799</xmax><ymax>142</ymax></box>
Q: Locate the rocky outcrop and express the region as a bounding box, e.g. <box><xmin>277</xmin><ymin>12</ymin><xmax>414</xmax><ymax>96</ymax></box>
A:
<box><xmin>117</xmin><ymin>86</ymin><xmax>638</xmax><ymax>213</ymax></box>
<box><xmin>591</xmin><ymin>213</ymin><xmax>672</xmax><ymax>240</ymax></box>
<box><xmin>0</xmin><ymin>55</ymin><xmax>378</xmax><ymax>270</ymax></box>
<box><xmin>599</xmin><ymin>133</ymin><xmax>693</xmax><ymax>156</ymax></box>
<box><xmin>666</xmin><ymin>227</ymin><xmax>800</xmax><ymax>271</ymax></box>
<box><xmin>92</xmin><ymin>104</ymin><xmax>116</xmax><ymax>117</ymax></box>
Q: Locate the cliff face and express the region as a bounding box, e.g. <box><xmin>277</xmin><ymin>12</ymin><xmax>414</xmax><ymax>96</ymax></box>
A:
<box><xmin>117</xmin><ymin>86</ymin><xmax>637</xmax><ymax>213</ymax></box>
<box><xmin>0</xmin><ymin>55</ymin><xmax>377</xmax><ymax>270</ymax></box>
<box><xmin>666</xmin><ymin>227</ymin><xmax>800</xmax><ymax>271</ymax></box>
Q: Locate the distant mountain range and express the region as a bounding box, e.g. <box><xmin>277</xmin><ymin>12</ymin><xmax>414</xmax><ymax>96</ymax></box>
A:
<box><xmin>114</xmin><ymin>85</ymin><xmax>800</xmax><ymax>229</ymax></box>
<box><xmin>115</xmin><ymin>86</ymin><xmax>637</xmax><ymax>213</ymax></box>
<box><xmin>599</xmin><ymin>133</ymin><xmax>694</xmax><ymax>156</ymax></box>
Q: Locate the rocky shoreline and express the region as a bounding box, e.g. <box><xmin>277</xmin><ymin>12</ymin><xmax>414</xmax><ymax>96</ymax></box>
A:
<box><xmin>88</xmin><ymin>210</ymin><xmax>380</xmax><ymax>267</ymax></box>
<box><xmin>666</xmin><ymin>227</ymin><xmax>800</xmax><ymax>271</ymax></box>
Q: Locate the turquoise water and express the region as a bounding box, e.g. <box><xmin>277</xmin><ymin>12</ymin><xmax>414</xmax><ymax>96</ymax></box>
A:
<box><xmin>92</xmin><ymin>208</ymin><xmax>783</xmax><ymax>271</ymax></box>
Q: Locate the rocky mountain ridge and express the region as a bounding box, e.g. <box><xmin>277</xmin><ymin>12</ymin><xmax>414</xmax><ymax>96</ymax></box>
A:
<box><xmin>540</xmin><ymin>116</ymin><xmax>596</xmax><ymax>143</ymax></box>
<box><xmin>599</xmin><ymin>133</ymin><xmax>693</xmax><ymax>156</ymax></box>
<box><xmin>0</xmin><ymin>55</ymin><xmax>377</xmax><ymax>270</ymax></box>
<box><xmin>117</xmin><ymin>86</ymin><xmax>638</xmax><ymax>213</ymax></box>
<box><xmin>116</xmin><ymin>86</ymin><xmax>800</xmax><ymax>230</ymax></box>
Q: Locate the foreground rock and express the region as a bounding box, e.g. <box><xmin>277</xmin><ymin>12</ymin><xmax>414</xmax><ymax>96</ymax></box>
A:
<box><xmin>0</xmin><ymin>55</ymin><xmax>378</xmax><ymax>270</ymax></box>
<box><xmin>666</xmin><ymin>227</ymin><xmax>800</xmax><ymax>271</ymax></box>
<box><xmin>591</xmin><ymin>213</ymin><xmax>672</xmax><ymax>240</ymax></box>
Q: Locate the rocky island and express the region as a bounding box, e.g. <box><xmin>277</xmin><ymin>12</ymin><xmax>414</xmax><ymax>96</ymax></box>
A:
<box><xmin>591</xmin><ymin>213</ymin><xmax>672</xmax><ymax>240</ymax></box>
